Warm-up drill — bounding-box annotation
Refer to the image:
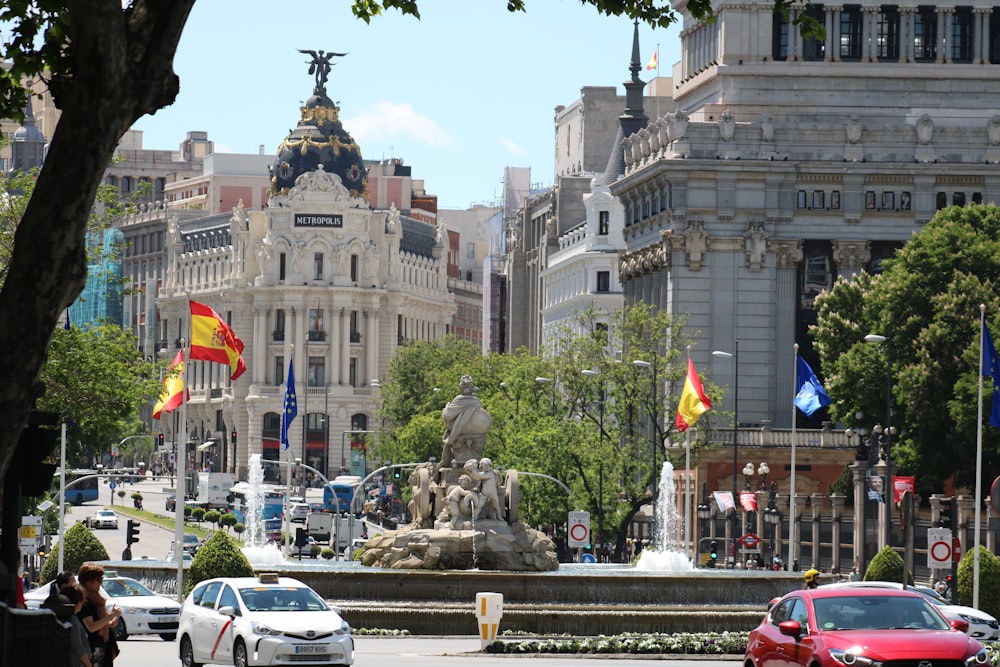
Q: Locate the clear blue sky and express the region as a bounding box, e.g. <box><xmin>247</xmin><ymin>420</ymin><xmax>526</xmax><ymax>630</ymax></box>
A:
<box><xmin>131</xmin><ymin>2</ymin><xmax>680</xmax><ymax>210</ymax></box>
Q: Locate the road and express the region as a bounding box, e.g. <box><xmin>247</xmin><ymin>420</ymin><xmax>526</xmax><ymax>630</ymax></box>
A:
<box><xmin>115</xmin><ymin>634</ymin><xmax>742</xmax><ymax>666</ymax></box>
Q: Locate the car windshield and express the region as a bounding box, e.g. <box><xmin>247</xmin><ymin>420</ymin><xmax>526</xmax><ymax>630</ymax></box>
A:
<box><xmin>103</xmin><ymin>578</ymin><xmax>155</xmax><ymax>598</ymax></box>
<box><xmin>97</xmin><ymin>511</ymin><xmax>115</xmax><ymax>517</ymax></box>
<box><xmin>184</xmin><ymin>535</ymin><xmax>199</xmax><ymax>544</ymax></box>
<box><xmin>238</xmin><ymin>586</ymin><xmax>329</xmax><ymax>612</ymax></box>
<box><xmin>814</xmin><ymin>595</ymin><xmax>950</xmax><ymax>631</ymax></box>
<box><xmin>915</xmin><ymin>587</ymin><xmax>948</xmax><ymax>604</ymax></box>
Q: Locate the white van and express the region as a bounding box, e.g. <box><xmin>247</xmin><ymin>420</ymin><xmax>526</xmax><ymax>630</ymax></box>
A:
<box><xmin>306</xmin><ymin>511</ymin><xmax>334</xmax><ymax>543</ymax></box>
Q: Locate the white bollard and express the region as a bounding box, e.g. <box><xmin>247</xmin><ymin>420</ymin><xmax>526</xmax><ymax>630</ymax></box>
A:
<box><xmin>475</xmin><ymin>591</ymin><xmax>503</xmax><ymax>650</ymax></box>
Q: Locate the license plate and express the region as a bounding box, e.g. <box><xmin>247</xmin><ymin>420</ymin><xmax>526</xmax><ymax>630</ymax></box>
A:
<box><xmin>294</xmin><ymin>645</ymin><xmax>328</xmax><ymax>654</ymax></box>
<box><xmin>157</xmin><ymin>617</ymin><xmax>175</xmax><ymax>623</ymax></box>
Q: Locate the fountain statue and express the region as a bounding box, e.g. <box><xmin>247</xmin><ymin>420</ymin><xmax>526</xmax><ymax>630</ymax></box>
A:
<box><xmin>361</xmin><ymin>375</ymin><xmax>558</xmax><ymax>570</ymax></box>
<box><xmin>635</xmin><ymin>461</ymin><xmax>694</xmax><ymax>571</ymax></box>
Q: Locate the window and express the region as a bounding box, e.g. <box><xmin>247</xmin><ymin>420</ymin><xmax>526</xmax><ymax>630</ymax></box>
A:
<box><xmin>350</xmin><ymin>254</ymin><xmax>358</xmax><ymax>282</ymax></box>
<box><xmin>882</xmin><ymin>192</ymin><xmax>895</xmax><ymax>210</ymax></box>
<box><xmin>308</xmin><ymin>356</ymin><xmax>325</xmax><ymax>387</ymax></box>
<box><xmin>349</xmin><ymin>358</ymin><xmax>358</xmax><ymax>387</ymax></box>
<box><xmin>914</xmin><ymin>7</ymin><xmax>937</xmax><ymax>61</ymax></box>
<box><xmin>350</xmin><ymin>310</ymin><xmax>361</xmax><ymax>343</ymax></box>
<box><xmin>218</xmin><ymin>585</ymin><xmax>240</xmax><ymax>615</ymax></box>
<box><xmin>466</xmin><ymin>242</ymin><xmax>476</xmax><ymax>259</ymax></box>
<box><xmin>877</xmin><ymin>8</ymin><xmax>900</xmax><ymax>60</ymax></box>
<box><xmin>274</xmin><ymin>356</ymin><xmax>284</xmax><ymax>386</ymax></box>
<box><xmin>598</xmin><ymin>210</ymin><xmax>610</xmax><ymax>235</ymax></box>
<box><xmin>596</xmin><ymin>271</ymin><xmax>610</xmax><ymax>293</ymax></box>
<box><xmin>772</xmin><ymin>10</ymin><xmax>790</xmax><ymax>60</ymax></box>
<box><xmin>313</xmin><ymin>253</ymin><xmax>324</xmax><ymax>280</ymax></box>
<box><xmin>973</xmin><ymin>192</ymin><xmax>983</xmax><ymax>204</ymax></box>
<box><xmin>802</xmin><ymin>4</ymin><xmax>826</xmax><ymax>60</ymax></box>
<box><xmin>936</xmin><ymin>192</ymin><xmax>948</xmax><ymax>210</ymax></box>
<box><xmin>952</xmin><ymin>8</ymin><xmax>974</xmax><ymax>62</ymax></box>
<box><xmin>840</xmin><ymin>6</ymin><xmax>863</xmax><ymax>60</ymax></box>
<box><xmin>812</xmin><ymin>191</ymin><xmax>825</xmax><ymax>209</ymax></box>
<box><xmin>274</xmin><ymin>309</ymin><xmax>285</xmax><ymax>341</ymax></box>
<box><xmin>831</xmin><ymin>191</ymin><xmax>841</xmax><ymax>209</ymax></box>
<box><xmin>900</xmin><ymin>192</ymin><xmax>911</xmax><ymax>210</ymax></box>
<box><xmin>865</xmin><ymin>191</ymin><xmax>876</xmax><ymax>210</ymax></box>
<box><xmin>953</xmin><ymin>192</ymin><xmax>966</xmax><ymax>206</ymax></box>
<box><xmin>797</xmin><ymin>190</ymin><xmax>808</xmax><ymax>209</ymax></box>
<box><xmin>278</xmin><ymin>253</ymin><xmax>286</xmax><ymax>281</ymax></box>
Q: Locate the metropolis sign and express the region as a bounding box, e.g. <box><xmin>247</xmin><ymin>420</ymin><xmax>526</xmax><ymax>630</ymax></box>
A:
<box><xmin>294</xmin><ymin>213</ymin><xmax>343</xmax><ymax>228</ymax></box>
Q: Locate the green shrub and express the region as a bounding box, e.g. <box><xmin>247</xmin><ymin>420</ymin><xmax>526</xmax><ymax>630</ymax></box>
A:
<box><xmin>321</xmin><ymin>547</ymin><xmax>335</xmax><ymax>560</ymax></box>
<box><xmin>39</xmin><ymin>522</ymin><xmax>110</xmax><ymax>584</ymax></box>
<box><xmin>233</xmin><ymin>523</ymin><xmax>246</xmax><ymax>538</ymax></box>
<box><xmin>185</xmin><ymin>531</ymin><xmax>253</xmax><ymax>594</ymax></box>
<box><xmin>957</xmin><ymin>545</ymin><xmax>1000</xmax><ymax>617</ymax></box>
<box><xmin>191</xmin><ymin>507</ymin><xmax>206</xmax><ymax>522</ymax></box>
<box><xmin>204</xmin><ymin>510</ymin><xmax>221</xmax><ymax>527</ymax></box>
<box><xmin>184</xmin><ymin>505</ymin><xmax>192</xmax><ymax>518</ymax></box>
<box><xmin>219</xmin><ymin>513</ymin><xmax>238</xmax><ymax>532</ymax></box>
<box><xmin>310</xmin><ymin>543</ymin><xmax>322</xmax><ymax>558</ymax></box>
<box><xmin>863</xmin><ymin>545</ymin><xmax>913</xmax><ymax>584</ymax></box>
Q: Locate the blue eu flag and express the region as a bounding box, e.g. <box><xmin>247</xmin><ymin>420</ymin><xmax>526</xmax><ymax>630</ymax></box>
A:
<box><xmin>281</xmin><ymin>359</ymin><xmax>298</xmax><ymax>450</ymax></box>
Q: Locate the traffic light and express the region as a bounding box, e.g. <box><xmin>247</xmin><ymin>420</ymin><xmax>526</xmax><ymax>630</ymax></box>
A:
<box><xmin>393</xmin><ymin>466</ymin><xmax>401</xmax><ymax>480</ymax></box>
<box><xmin>18</xmin><ymin>410</ymin><xmax>60</xmax><ymax>496</ymax></box>
<box><xmin>231</xmin><ymin>431</ymin><xmax>237</xmax><ymax>447</ymax></box>
<box><xmin>295</xmin><ymin>527</ymin><xmax>307</xmax><ymax>548</ymax></box>
<box><xmin>126</xmin><ymin>519</ymin><xmax>140</xmax><ymax>545</ymax></box>
<box><xmin>709</xmin><ymin>540</ymin><xmax>719</xmax><ymax>566</ymax></box>
<box><xmin>157</xmin><ymin>433</ymin><xmax>164</xmax><ymax>449</ymax></box>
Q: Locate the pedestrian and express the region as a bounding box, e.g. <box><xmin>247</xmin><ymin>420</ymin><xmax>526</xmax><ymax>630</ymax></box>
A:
<box><xmin>64</xmin><ymin>585</ymin><xmax>94</xmax><ymax>667</ymax></box>
<box><xmin>803</xmin><ymin>567</ymin><xmax>821</xmax><ymax>589</ymax></box>
<box><xmin>849</xmin><ymin>566</ymin><xmax>861</xmax><ymax>582</ymax></box>
<box><xmin>49</xmin><ymin>570</ymin><xmax>78</xmax><ymax>596</ymax></box>
<box><xmin>77</xmin><ymin>564</ymin><xmax>121</xmax><ymax>667</ymax></box>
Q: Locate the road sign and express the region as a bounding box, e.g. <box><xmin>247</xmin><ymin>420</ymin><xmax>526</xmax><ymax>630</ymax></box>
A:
<box><xmin>580</xmin><ymin>553</ymin><xmax>596</xmax><ymax>563</ymax></box>
<box><xmin>109</xmin><ymin>481</ymin><xmax>117</xmax><ymax>490</ymax></box>
<box><xmin>928</xmin><ymin>527</ymin><xmax>952</xmax><ymax>567</ymax></box>
<box><xmin>738</xmin><ymin>533</ymin><xmax>761</xmax><ymax>549</ymax></box>
<box><xmin>568</xmin><ymin>511</ymin><xmax>590</xmax><ymax>548</ymax></box>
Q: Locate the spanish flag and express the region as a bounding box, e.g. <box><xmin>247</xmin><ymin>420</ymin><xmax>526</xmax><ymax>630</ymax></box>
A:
<box><xmin>153</xmin><ymin>351</ymin><xmax>188</xmax><ymax>419</ymax></box>
<box><xmin>189</xmin><ymin>300</ymin><xmax>247</xmax><ymax>380</ymax></box>
<box><xmin>645</xmin><ymin>49</ymin><xmax>658</xmax><ymax>71</ymax></box>
<box><xmin>675</xmin><ymin>357</ymin><xmax>711</xmax><ymax>432</ymax></box>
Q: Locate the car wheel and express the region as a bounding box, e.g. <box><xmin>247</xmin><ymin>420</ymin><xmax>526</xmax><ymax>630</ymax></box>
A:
<box><xmin>234</xmin><ymin>638</ymin><xmax>249</xmax><ymax>667</ymax></box>
<box><xmin>113</xmin><ymin>619</ymin><xmax>128</xmax><ymax>641</ymax></box>
<box><xmin>180</xmin><ymin>636</ymin><xmax>202</xmax><ymax>667</ymax></box>
<box><xmin>159</xmin><ymin>633</ymin><xmax>176</xmax><ymax>641</ymax></box>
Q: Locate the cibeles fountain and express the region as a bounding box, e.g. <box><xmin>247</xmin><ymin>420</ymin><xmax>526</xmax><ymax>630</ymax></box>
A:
<box><xmin>361</xmin><ymin>375</ymin><xmax>559</xmax><ymax>570</ymax></box>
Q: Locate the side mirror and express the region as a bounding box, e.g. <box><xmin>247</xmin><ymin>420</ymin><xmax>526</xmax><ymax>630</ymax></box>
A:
<box><xmin>950</xmin><ymin>619</ymin><xmax>970</xmax><ymax>634</ymax></box>
<box><xmin>778</xmin><ymin>620</ymin><xmax>803</xmax><ymax>637</ymax></box>
<box><xmin>218</xmin><ymin>605</ymin><xmax>236</xmax><ymax>617</ymax></box>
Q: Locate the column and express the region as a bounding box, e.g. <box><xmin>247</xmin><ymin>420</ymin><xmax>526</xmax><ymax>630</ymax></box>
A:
<box><xmin>824</xmin><ymin>6</ymin><xmax>834</xmax><ymax>61</ymax></box>
<box><xmin>936</xmin><ymin>8</ymin><xmax>947</xmax><ymax>63</ymax></box>
<box><xmin>830</xmin><ymin>494</ymin><xmax>845</xmax><ymax>574</ymax></box>
<box><xmin>792</xmin><ymin>492</ymin><xmax>807</xmax><ymax>568</ymax></box>
<box><xmin>811</xmin><ymin>493</ymin><xmax>825</xmax><ymax>568</ymax></box>
<box><xmin>830</xmin><ymin>6</ymin><xmax>843</xmax><ymax>61</ymax></box>
<box><xmin>863</xmin><ymin>7</ymin><xmax>879</xmax><ymax>62</ymax></box>
<box><xmin>943</xmin><ymin>9</ymin><xmax>954</xmax><ymax>63</ymax></box>
<box><xmin>327</xmin><ymin>305</ymin><xmax>337</xmax><ymax>388</ymax></box>
<box><xmin>958</xmin><ymin>495</ymin><xmax>976</xmax><ymax>559</ymax></box>
<box><xmin>976</xmin><ymin>8</ymin><xmax>991</xmax><ymax>64</ymax></box>
<box><xmin>900</xmin><ymin>7</ymin><xmax>915</xmax><ymax>63</ymax></box>
<box><xmin>366</xmin><ymin>308</ymin><xmax>378</xmax><ymax>385</ymax></box>
<box><xmin>340</xmin><ymin>308</ymin><xmax>350</xmax><ymax>386</ymax></box>
<box><xmin>790</xmin><ymin>6</ymin><xmax>802</xmax><ymax>61</ymax></box>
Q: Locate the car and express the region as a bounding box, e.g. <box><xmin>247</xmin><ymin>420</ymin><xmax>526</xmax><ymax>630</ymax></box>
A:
<box><xmin>165</xmin><ymin>550</ymin><xmax>193</xmax><ymax>563</ymax></box>
<box><xmin>289</xmin><ymin>502</ymin><xmax>309</xmax><ymax>523</ymax></box>
<box><xmin>177</xmin><ymin>573</ymin><xmax>354</xmax><ymax>667</ymax></box>
<box><xmin>822</xmin><ymin>580</ymin><xmax>1000</xmax><ymax>641</ymax></box>
<box><xmin>26</xmin><ymin>572</ymin><xmax>181</xmax><ymax>641</ymax></box>
<box><xmin>746</xmin><ymin>586</ymin><xmax>991</xmax><ymax>667</ymax></box>
<box><xmin>93</xmin><ymin>509</ymin><xmax>119</xmax><ymax>529</ymax></box>
<box><xmin>171</xmin><ymin>533</ymin><xmax>202</xmax><ymax>554</ymax></box>
<box><xmin>166</xmin><ymin>493</ymin><xmax>176</xmax><ymax>512</ymax></box>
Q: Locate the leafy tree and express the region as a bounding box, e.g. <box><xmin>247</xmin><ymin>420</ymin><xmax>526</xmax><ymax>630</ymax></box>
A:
<box><xmin>219</xmin><ymin>513</ymin><xmax>238</xmax><ymax>533</ymax></box>
<box><xmin>191</xmin><ymin>507</ymin><xmax>205</xmax><ymax>523</ymax></box>
<box><xmin>957</xmin><ymin>545</ymin><xmax>1000</xmax><ymax>618</ymax></box>
<box><xmin>185</xmin><ymin>531</ymin><xmax>253</xmax><ymax>594</ymax></box>
<box><xmin>39</xmin><ymin>522</ymin><xmax>109</xmax><ymax>584</ymax></box>
<box><xmin>863</xmin><ymin>544</ymin><xmax>912</xmax><ymax>584</ymax></box>
<box><xmin>204</xmin><ymin>510</ymin><xmax>221</xmax><ymax>529</ymax></box>
<box><xmin>813</xmin><ymin>204</ymin><xmax>1000</xmax><ymax>492</ymax></box>
<box><xmin>233</xmin><ymin>522</ymin><xmax>246</xmax><ymax>539</ymax></box>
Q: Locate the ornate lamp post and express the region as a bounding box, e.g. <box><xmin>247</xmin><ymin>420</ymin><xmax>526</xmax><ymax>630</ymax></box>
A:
<box><xmin>713</xmin><ymin>342</ymin><xmax>740</xmax><ymax>567</ymax></box>
<box><xmin>864</xmin><ymin>333</ymin><xmax>893</xmax><ymax>547</ymax></box>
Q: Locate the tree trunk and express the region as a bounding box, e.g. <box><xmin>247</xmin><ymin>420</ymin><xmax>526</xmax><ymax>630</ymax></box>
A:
<box><xmin>0</xmin><ymin>0</ymin><xmax>194</xmax><ymax>494</ymax></box>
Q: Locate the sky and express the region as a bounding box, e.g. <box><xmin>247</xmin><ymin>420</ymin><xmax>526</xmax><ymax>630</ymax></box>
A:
<box><xmin>130</xmin><ymin>2</ymin><xmax>681</xmax><ymax>211</ymax></box>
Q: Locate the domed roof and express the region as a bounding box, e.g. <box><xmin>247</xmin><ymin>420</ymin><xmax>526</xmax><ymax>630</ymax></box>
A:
<box><xmin>270</xmin><ymin>50</ymin><xmax>366</xmax><ymax>198</ymax></box>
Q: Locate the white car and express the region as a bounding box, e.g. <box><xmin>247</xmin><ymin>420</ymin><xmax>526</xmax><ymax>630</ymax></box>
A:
<box><xmin>178</xmin><ymin>573</ymin><xmax>353</xmax><ymax>667</ymax></box>
<box><xmin>289</xmin><ymin>502</ymin><xmax>309</xmax><ymax>523</ymax></box>
<box><xmin>821</xmin><ymin>580</ymin><xmax>1000</xmax><ymax>641</ymax></box>
<box><xmin>26</xmin><ymin>572</ymin><xmax>180</xmax><ymax>641</ymax></box>
<box><xmin>93</xmin><ymin>509</ymin><xmax>119</xmax><ymax>529</ymax></box>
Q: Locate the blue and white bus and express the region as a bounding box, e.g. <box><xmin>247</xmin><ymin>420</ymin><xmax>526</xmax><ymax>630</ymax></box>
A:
<box><xmin>63</xmin><ymin>469</ymin><xmax>100</xmax><ymax>505</ymax></box>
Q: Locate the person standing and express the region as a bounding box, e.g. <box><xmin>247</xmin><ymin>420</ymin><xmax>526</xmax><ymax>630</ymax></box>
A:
<box><xmin>64</xmin><ymin>585</ymin><xmax>94</xmax><ymax>667</ymax></box>
<box><xmin>77</xmin><ymin>564</ymin><xmax>121</xmax><ymax>667</ymax></box>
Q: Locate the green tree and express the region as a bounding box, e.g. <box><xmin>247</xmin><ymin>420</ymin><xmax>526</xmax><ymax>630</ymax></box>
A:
<box><xmin>813</xmin><ymin>204</ymin><xmax>1000</xmax><ymax>492</ymax></box>
<box><xmin>39</xmin><ymin>522</ymin><xmax>109</xmax><ymax>584</ymax></box>
<box><xmin>957</xmin><ymin>545</ymin><xmax>1000</xmax><ymax>618</ymax></box>
<box><xmin>219</xmin><ymin>513</ymin><xmax>238</xmax><ymax>533</ymax></box>
<box><xmin>204</xmin><ymin>510</ymin><xmax>221</xmax><ymax>530</ymax></box>
<box><xmin>185</xmin><ymin>531</ymin><xmax>253</xmax><ymax>594</ymax></box>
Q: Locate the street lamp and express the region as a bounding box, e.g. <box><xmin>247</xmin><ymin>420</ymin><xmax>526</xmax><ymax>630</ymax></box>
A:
<box><xmin>864</xmin><ymin>333</ymin><xmax>893</xmax><ymax>547</ymax></box>
<box><xmin>763</xmin><ymin>481</ymin><xmax>780</xmax><ymax>565</ymax></box>
<box><xmin>535</xmin><ymin>376</ymin><xmax>556</xmax><ymax>414</ymax></box>
<box><xmin>713</xmin><ymin>342</ymin><xmax>740</xmax><ymax>566</ymax></box>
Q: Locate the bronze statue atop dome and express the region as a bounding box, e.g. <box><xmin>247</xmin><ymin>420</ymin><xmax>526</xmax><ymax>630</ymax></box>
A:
<box><xmin>298</xmin><ymin>49</ymin><xmax>347</xmax><ymax>96</ymax></box>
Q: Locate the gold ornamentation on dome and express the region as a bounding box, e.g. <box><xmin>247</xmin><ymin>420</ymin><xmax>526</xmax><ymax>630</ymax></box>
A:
<box><xmin>300</xmin><ymin>105</ymin><xmax>339</xmax><ymax>126</ymax></box>
<box><xmin>278</xmin><ymin>134</ymin><xmax>355</xmax><ymax>157</ymax></box>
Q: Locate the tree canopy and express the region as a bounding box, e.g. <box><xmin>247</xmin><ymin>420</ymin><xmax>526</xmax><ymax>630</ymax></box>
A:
<box><xmin>812</xmin><ymin>204</ymin><xmax>1000</xmax><ymax>494</ymax></box>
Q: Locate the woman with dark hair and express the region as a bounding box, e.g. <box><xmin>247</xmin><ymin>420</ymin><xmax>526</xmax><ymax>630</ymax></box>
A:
<box><xmin>77</xmin><ymin>564</ymin><xmax>120</xmax><ymax>667</ymax></box>
<box><xmin>49</xmin><ymin>570</ymin><xmax>77</xmax><ymax>596</ymax></box>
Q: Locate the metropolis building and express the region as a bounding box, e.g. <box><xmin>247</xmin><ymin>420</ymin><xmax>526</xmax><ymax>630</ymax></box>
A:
<box><xmin>153</xmin><ymin>63</ymin><xmax>455</xmax><ymax>481</ymax></box>
<box><xmin>609</xmin><ymin>0</ymin><xmax>1000</xmax><ymax>428</ymax></box>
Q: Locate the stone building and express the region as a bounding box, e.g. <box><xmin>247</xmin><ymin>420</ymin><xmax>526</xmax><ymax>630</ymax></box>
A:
<box><xmin>152</xmin><ymin>60</ymin><xmax>455</xmax><ymax>481</ymax></box>
<box><xmin>611</xmin><ymin>0</ymin><xmax>1000</xmax><ymax>430</ymax></box>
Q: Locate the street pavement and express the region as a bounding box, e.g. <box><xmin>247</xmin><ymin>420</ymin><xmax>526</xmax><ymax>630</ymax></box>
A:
<box><xmin>115</xmin><ymin>634</ymin><xmax>742</xmax><ymax>666</ymax></box>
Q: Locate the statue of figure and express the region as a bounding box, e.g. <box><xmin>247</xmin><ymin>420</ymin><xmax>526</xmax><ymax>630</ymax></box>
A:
<box><xmin>846</xmin><ymin>115</ymin><xmax>862</xmax><ymax>144</ymax></box>
<box><xmin>298</xmin><ymin>49</ymin><xmax>347</xmax><ymax>96</ymax></box>
<box><xmin>439</xmin><ymin>375</ymin><xmax>492</xmax><ymax>468</ymax></box>
<box><xmin>442</xmin><ymin>474</ymin><xmax>482</xmax><ymax>529</ymax></box>
<box><xmin>464</xmin><ymin>458</ymin><xmax>504</xmax><ymax>521</ymax></box>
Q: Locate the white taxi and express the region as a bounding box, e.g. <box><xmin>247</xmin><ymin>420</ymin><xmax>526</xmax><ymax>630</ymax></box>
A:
<box><xmin>178</xmin><ymin>573</ymin><xmax>353</xmax><ymax>667</ymax></box>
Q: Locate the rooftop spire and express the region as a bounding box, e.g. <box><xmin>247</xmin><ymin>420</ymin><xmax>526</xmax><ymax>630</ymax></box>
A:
<box><xmin>598</xmin><ymin>21</ymin><xmax>650</xmax><ymax>185</ymax></box>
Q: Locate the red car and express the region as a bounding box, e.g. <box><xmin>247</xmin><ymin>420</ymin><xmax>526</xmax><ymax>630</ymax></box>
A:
<box><xmin>745</xmin><ymin>587</ymin><xmax>993</xmax><ymax>667</ymax></box>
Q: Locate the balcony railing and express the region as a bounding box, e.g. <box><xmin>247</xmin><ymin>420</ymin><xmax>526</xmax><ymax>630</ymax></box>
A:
<box><xmin>350</xmin><ymin>331</ymin><xmax>361</xmax><ymax>343</ymax></box>
<box><xmin>272</xmin><ymin>330</ymin><xmax>285</xmax><ymax>342</ymax></box>
<box><xmin>308</xmin><ymin>330</ymin><xmax>326</xmax><ymax>342</ymax></box>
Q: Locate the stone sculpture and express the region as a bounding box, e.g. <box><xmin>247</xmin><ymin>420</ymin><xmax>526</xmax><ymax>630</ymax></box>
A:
<box><xmin>361</xmin><ymin>375</ymin><xmax>558</xmax><ymax>571</ymax></box>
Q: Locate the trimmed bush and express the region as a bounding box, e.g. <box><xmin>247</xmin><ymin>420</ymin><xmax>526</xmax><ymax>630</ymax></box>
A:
<box><xmin>321</xmin><ymin>547</ymin><xmax>335</xmax><ymax>560</ymax></box>
<box><xmin>957</xmin><ymin>545</ymin><xmax>1000</xmax><ymax>618</ymax></box>
<box><xmin>863</xmin><ymin>545</ymin><xmax>913</xmax><ymax>584</ymax></box>
<box><xmin>185</xmin><ymin>531</ymin><xmax>253</xmax><ymax>594</ymax></box>
<box><xmin>204</xmin><ymin>510</ymin><xmax>221</xmax><ymax>527</ymax></box>
<box><xmin>39</xmin><ymin>522</ymin><xmax>110</xmax><ymax>584</ymax></box>
<box><xmin>191</xmin><ymin>507</ymin><xmax>206</xmax><ymax>522</ymax></box>
<box><xmin>219</xmin><ymin>513</ymin><xmax>238</xmax><ymax>532</ymax></box>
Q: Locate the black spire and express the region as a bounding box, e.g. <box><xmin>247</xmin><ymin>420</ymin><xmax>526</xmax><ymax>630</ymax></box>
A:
<box><xmin>599</xmin><ymin>21</ymin><xmax>650</xmax><ymax>185</ymax></box>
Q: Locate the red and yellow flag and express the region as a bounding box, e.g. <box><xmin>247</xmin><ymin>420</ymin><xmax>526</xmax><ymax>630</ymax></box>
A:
<box><xmin>675</xmin><ymin>357</ymin><xmax>711</xmax><ymax>432</ymax></box>
<box><xmin>189</xmin><ymin>300</ymin><xmax>247</xmax><ymax>380</ymax></box>
<box><xmin>153</xmin><ymin>350</ymin><xmax>188</xmax><ymax>419</ymax></box>
<box><xmin>645</xmin><ymin>49</ymin><xmax>658</xmax><ymax>71</ymax></box>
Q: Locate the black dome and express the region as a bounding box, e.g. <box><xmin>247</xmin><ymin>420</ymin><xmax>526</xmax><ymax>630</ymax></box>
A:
<box><xmin>270</xmin><ymin>58</ymin><xmax>366</xmax><ymax>198</ymax></box>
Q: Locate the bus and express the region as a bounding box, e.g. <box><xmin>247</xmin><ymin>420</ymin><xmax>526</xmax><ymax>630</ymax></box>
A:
<box><xmin>64</xmin><ymin>469</ymin><xmax>100</xmax><ymax>505</ymax></box>
<box><xmin>322</xmin><ymin>475</ymin><xmax>362</xmax><ymax>514</ymax></box>
<box><xmin>229</xmin><ymin>482</ymin><xmax>285</xmax><ymax>524</ymax></box>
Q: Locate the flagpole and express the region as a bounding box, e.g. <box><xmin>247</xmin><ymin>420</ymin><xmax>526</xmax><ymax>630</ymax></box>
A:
<box><xmin>975</xmin><ymin>305</ymin><xmax>985</xmax><ymax>607</ymax></box>
<box><xmin>175</xmin><ymin>296</ymin><xmax>191</xmax><ymax>602</ymax></box>
<box><xmin>790</xmin><ymin>343</ymin><xmax>798</xmax><ymax>569</ymax></box>
<box><xmin>284</xmin><ymin>344</ymin><xmax>294</xmax><ymax>560</ymax></box>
